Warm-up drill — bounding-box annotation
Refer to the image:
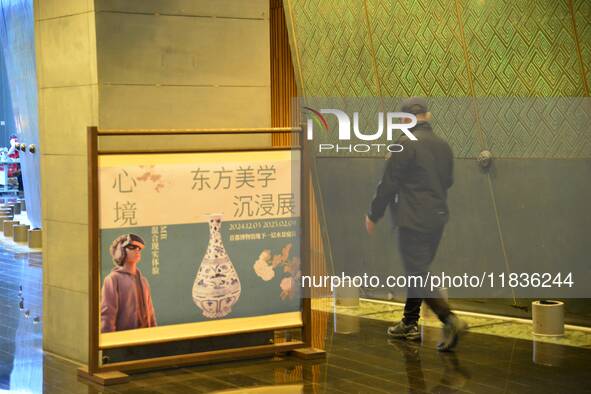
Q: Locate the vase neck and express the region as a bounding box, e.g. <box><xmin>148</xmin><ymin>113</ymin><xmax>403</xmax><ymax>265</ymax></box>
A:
<box><xmin>208</xmin><ymin>217</ymin><xmax>221</xmax><ymax>236</ymax></box>
<box><xmin>206</xmin><ymin>216</ymin><xmax>227</xmax><ymax>259</ymax></box>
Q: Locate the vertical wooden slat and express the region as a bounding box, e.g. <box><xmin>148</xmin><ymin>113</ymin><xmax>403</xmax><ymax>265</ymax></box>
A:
<box><xmin>301</xmin><ymin>130</ymin><xmax>312</xmax><ymax>348</ymax></box>
<box><xmin>309</xmin><ymin>175</ymin><xmax>329</xmax><ymax>351</ymax></box>
<box><xmin>87</xmin><ymin>126</ymin><xmax>99</xmax><ymax>373</ymax></box>
<box><xmin>270</xmin><ymin>0</ymin><xmax>329</xmax><ymax>353</ymax></box>
<box><xmin>270</xmin><ymin>0</ymin><xmax>297</xmax><ymax>144</ymax></box>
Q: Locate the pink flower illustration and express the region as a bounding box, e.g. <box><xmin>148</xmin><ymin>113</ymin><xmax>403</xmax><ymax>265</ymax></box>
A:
<box><xmin>253</xmin><ymin>258</ymin><xmax>274</xmax><ymax>281</ymax></box>
<box><xmin>253</xmin><ymin>244</ymin><xmax>301</xmax><ymax>300</ymax></box>
<box><xmin>280</xmin><ymin>277</ymin><xmax>295</xmax><ymax>300</ymax></box>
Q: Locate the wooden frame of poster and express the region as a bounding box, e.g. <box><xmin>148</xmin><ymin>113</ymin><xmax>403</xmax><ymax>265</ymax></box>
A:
<box><xmin>78</xmin><ymin>126</ymin><xmax>324</xmax><ymax>385</ymax></box>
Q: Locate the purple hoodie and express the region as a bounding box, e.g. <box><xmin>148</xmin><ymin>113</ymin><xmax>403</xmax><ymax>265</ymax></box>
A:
<box><xmin>100</xmin><ymin>266</ymin><xmax>157</xmax><ymax>333</ymax></box>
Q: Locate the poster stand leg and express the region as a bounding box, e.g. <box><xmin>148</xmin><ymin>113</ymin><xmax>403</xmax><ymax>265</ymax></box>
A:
<box><xmin>77</xmin><ymin>366</ymin><xmax>129</xmax><ymax>386</ymax></box>
<box><xmin>290</xmin><ymin>347</ymin><xmax>326</xmax><ymax>359</ymax></box>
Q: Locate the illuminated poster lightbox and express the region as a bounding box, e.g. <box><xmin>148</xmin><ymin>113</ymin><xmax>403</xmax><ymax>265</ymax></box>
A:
<box><xmin>97</xmin><ymin>150</ymin><xmax>302</xmax><ymax>348</ymax></box>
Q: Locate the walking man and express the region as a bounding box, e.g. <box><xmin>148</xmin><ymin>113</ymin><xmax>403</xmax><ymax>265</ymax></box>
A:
<box><xmin>365</xmin><ymin>97</ymin><xmax>466</xmax><ymax>351</ymax></box>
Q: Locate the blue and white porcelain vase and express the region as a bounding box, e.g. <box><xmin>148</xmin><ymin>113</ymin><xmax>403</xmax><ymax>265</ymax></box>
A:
<box><xmin>192</xmin><ymin>214</ymin><xmax>241</xmax><ymax>318</ymax></box>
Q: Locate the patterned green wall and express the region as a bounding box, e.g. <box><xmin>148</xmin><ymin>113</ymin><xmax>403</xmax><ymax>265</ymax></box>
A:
<box><xmin>462</xmin><ymin>0</ymin><xmax>584</xmax><ymax>96</ymax></box>
<box><xmin>288</xmin><ymin>1</ymin><xmax>377</xmax><ymax>96</ymax></box>
<box><xmin>368</xmin><ymin>0</ymin><xmax>470</xmax><ymax>97</ymax></box>
<box><xmin>284</xmin><ymin>0</ymin><xmax>591</xmax><ymax>158</ymax></box>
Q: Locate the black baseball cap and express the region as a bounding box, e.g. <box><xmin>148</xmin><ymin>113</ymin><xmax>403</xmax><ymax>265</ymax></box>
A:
<box><xmin>400</xmin><ymin>97</ymin><xmax>428</xmax><ymax>115</ymax></box>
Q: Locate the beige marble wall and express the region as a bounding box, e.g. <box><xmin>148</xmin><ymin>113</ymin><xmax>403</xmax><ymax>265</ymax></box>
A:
<box><xmin>95</xmin><ymin>0</ymin><xmax>271</xmax><ymax>139</ymax></box>
<box><xmin>38</xmin><ymin>0</ymin><xmax>271</xmax><ymax>364</ymax></box>
<box><xmin>35</xmin><ymin>0</ymin><xmax>97</xmax><ymax>363</ymax></box>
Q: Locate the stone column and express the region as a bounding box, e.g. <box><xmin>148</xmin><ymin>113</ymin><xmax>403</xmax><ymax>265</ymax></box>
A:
<box><xmin>37</xmin><ymin>0</ymin><xmax>270</xmax><ymax>363</ymax></box>
<box><xmin>36</xmin><ymin>0</ymin><xmax>97</xmax><ymax>363</ymax></box>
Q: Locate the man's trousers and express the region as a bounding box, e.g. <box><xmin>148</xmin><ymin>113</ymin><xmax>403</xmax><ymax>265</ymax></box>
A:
<box><xmin>398</xmin><ymin>226</ymin><xmax>451</xmax><ymax>325</ymax></box>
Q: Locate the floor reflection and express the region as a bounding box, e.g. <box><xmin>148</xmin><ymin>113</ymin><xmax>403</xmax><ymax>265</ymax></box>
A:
<box><xmin>2</xmin><ymin>242</ymin><xmax>591</xmax><ymax>393</ymax></box>
<box><xmin>389</xmin><ymin>340</ymin><xmax>471</xmax><ymax>393</ymax></box>
<box><xmin>0</xmin><ymin>245</ymin><xmax>42</xmax><ymax>393</ymax></box>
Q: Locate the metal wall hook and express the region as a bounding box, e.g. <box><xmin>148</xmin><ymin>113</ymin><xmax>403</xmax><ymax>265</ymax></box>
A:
<box><xmin>478</xmin><ymin>150</ymin><xmax>492</xmax><ymax>169</ymax></box>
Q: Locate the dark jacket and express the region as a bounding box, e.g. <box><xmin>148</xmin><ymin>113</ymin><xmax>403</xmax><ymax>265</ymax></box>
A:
<box><xmin>368</xmin><ymin>122</ymin><xmax>453</xmax><ymax>233</ymax></box>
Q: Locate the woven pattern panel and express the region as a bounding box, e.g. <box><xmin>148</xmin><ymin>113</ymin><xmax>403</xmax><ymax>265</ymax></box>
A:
<box><xmin>368</xmin><ymin>0</ymin><xmax>470</xmax><ymax>97</ymax></box>
<box><xmin>478</xmin><ymin>98</ymin><xmax>591</xmax><ymax>158</ymax></box>
<box><xmin>459</xmin><ymin>0</ymin><xmax>591</xmax><ymax>157</ymax></box>
<box><xmin>289</xmin><ymin>0</ymin><xmax>377</xmax><ymax>97</ymax></box>
<box><xmin>461</xmin><ymin>0</ymin><xmax>584</xmax><ymax>96</ymax></box>
<box><xmin>285</xmin><ymin>0</ymin><xmax>591</xmax><ymax>158</ymax></box>
<box><xmin>367</xmin><ymin>0</ymin><xmax>480</xmax><ymax>158</ymax></box>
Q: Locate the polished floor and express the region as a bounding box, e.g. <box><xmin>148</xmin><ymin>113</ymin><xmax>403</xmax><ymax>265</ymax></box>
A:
<box><xmin>1</xmin><ymin>243</ymin><xmax>591</xmax><ymax>393</ymax></box>
<box><xmin>320</xmin><ymin>300</ymin><xmax>591</xmax><ymax>349</ymax></box>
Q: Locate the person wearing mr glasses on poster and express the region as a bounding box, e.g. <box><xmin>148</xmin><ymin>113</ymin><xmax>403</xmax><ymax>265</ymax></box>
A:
<box><xmin>101</xmin><ymin>234</ymin><xmax>157</xmax><ymax>333</ymax></box>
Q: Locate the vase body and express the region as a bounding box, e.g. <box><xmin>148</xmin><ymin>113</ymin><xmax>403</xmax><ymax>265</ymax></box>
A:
<box><xmin>192</xmin><ymin>214</ymin><xmax>241</xmax><ymax>318</ymax></box>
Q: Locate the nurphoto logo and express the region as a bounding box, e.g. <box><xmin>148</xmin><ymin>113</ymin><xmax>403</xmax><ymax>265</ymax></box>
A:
<box><xmin>304</xmin><ymin>107</ymin><xmax>418</xmax><ymax>153</ymax></box>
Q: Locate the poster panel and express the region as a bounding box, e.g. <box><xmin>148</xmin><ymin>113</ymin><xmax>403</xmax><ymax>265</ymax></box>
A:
<box><xmin>98</xmin><ymin>150</ymin><xmax>302</xmax><ymax>348</ymax></box>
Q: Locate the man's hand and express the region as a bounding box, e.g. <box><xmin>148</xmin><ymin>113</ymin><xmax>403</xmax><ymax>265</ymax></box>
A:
<box><xmin>365</xmin><ymin>215</ymin><xmax>375</xmax><ymax>235</ymax></box>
